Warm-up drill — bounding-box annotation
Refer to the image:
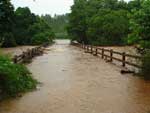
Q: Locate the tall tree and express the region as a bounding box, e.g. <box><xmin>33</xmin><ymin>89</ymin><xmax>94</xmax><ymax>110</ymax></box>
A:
<box><xmin>67</xmin><ymin>0</ymin><xmax>130</xmax><ymax>45</ymax></box>
<box><xmin>128</xmin><ymin>0</ymin><xmax>150</xmax><ymax>49</ymax></box>
<box><xmin>67</xmin><ymin>0</ymin><xmax>88</xmax><ymax>43</ymax></box>
<box><xmin>0</xmin><ymin>0</ymin><xmax>16</xmax><ymax>47</ymax></box>
<box><xmin>13</xmin><ymin>7</ymin><xmax>37</xmax><ymax>45</ymax></box>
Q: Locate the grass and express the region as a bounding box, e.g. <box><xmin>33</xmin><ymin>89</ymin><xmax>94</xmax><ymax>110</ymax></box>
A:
<box><xmin>0</xmin><ymin>55</ymin><xmax>38</xmax><ymax>98</ymax></box>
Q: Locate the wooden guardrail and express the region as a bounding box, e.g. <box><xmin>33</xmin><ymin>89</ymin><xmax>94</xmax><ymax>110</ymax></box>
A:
<box><xmin>72</xmin><ymin>42</ymin><xmax>142</xmax><ymax>68</ymax></box>
<box><xmin>13</xmin><ymin>45</ymin><xmax>45</xmax><ymax>64</ymax></box>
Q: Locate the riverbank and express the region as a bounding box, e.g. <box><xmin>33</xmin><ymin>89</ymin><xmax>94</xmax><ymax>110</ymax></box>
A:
<box><xmin>0</xmin><ymin>54</ymin><xmax>38</xmax><ymax>100</ymax></box>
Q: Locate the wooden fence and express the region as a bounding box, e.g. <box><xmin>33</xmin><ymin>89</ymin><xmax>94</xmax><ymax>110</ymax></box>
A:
<box><xmin>13</xmin><ymin>45</ymin><xmax>45</xmax><ymax>64</ymax></box>
<box><xmin>72</xmin><ymin>42</ymin><xmax>142</xmax><ymax>68</ymax></box>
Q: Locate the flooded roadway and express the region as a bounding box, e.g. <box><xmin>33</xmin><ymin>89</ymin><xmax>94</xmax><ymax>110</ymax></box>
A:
<box><xmin>0</xmin><ymin>40</ymin><xmax>150</xmax><ymax>113</ymax></box>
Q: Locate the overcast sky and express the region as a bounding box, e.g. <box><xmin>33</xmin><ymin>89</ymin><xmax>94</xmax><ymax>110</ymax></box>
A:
<box><xmin>11</xmin><ymin>0</ymin><xmax>74</xmax><ymax>16</ymax></box>
<box><xmin>11</xmin><ymin>0</ymin><xmax>130</xmax><ymax>16</ymax></box>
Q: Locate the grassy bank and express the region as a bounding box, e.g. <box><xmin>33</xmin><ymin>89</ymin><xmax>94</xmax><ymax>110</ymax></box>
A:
<box><xmin>0</xmin><ymin>55</ymin><xmax>37</xmax><ymax>99</ymax></box>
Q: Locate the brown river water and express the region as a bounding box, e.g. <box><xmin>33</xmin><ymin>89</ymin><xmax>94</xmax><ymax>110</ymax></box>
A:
<box><xmin>0</xmin><ymin>40</ymin><xmax>150</xmax><ymax>113</ymax></box>
<box><xmin>1</xmin><ymin>46</ymin><xmax>36</xmax><ymax>57</ymax></box>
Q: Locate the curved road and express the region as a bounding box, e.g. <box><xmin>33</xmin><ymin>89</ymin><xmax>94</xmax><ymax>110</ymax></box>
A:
<box><xmin>0</xmin><ymin>40</ymin><xmax>150</xmax><ymax>113</ymax></box>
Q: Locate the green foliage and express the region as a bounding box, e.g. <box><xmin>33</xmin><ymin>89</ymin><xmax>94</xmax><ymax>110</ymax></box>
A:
<box><xmin>0</xmin><ymin>0</ymin><xmax>15</xmax><ymax>47</ymax></box>
<box><xmin>0</xmin><ymin>55</ymin><xmax>37</xmax><ymax>97</ymax></box>
<box><xmin>140</xmin><ymin>51</ymin><xmax>150</xmax><ymax>80</ymax></box>
<box><xmin>42</xmin><ymin>14</ymin><xmax>68</xmax><ymax>39</ymax></box>
<box><xmin>127</xmin><ymin>0</ymin><xmax>142</xmax><ymax>11</ymax></box>
<box><xmin>128</xmin><ymin>0</ymin><xmax>150</xmax><ymax>49</ymax></box>
<box><xmin>2</xmin><ymin>32</ymin><xmax>16</xmax><ymax>47</ymax></box>
<box><xmin>67</xmin><ymin>0</ymin><xmax>88</xmax><ymax>43</ymax></box>
<box><xmin>31</xmin><ymin>32</ymin><xmax>54</xmax><ymax>45</ymax></box>
<box><xmin>0</xmin><ymin>0</ymin><xmax>14</xmax><ymax>34</ymax></box>
<box><xmin>55</xmin><ymin>32</ymin><xmax>69</xmax><ymax>39</ymax></box>
<box><xmin>0</xmin><ymin>3</ymin><xmax>55</xmax><ymax>47</ymax></box>
<box><xmin>87</xmin><ymin>9</ymin><xmax>129</xmax><ymax>45</ymax></box>
<box><xmin>29</xmin><ymin>17</ymin><xmax>55</xmax><ymax>45</ymax></box>
<box><xmin>13</xmin><ymin>7</ymin><xmax>37</xmax><ymax>45</ymax></box>
<box><xmin>13</xmin><ymin>7</ymin><xmax>54</xmax><ymax>46</ymax></box>
<box><xmin>67</xmin><ymin>0</ymin><xmax>130</xmax><ymax>45</ymax></box>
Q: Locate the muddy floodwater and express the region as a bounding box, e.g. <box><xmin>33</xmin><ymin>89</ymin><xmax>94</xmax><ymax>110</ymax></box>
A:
<box><xmin>1</xmin><ymin>46</ymin><xmax>36</xmax><ymax>56</ymax></box>
<box><xmin>0</xmin><ymin>39</ymin><xmax>150</xmax><ymax>113</ymax></box>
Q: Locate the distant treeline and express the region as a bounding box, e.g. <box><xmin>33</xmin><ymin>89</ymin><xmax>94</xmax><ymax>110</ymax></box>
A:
<box><xmin>0</xmin><ymin>0</ymin><xmax>54</xmax><ymax>47</ymax></box>
<box><xmin>67</xmin><ymin>0</ymin><xmax>150</xmax><ymax>49</ymax></box>
<box><xmin>42</xmin><ymin>14</ymin><xmax>69</xmax><ymax>39</ymax></box>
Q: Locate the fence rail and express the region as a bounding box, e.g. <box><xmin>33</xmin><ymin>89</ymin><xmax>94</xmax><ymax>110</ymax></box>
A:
<box><xmin>72</xmin><ymin>42</ymin><xmax>142</xmax><ymax>68</ymax></box>
<box><xmin>12</xmin><ymin>44</ymin><xmax>47</xmax><ymax>64</ymax></box>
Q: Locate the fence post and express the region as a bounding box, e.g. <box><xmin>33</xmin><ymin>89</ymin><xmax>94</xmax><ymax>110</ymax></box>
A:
<box><xmin>110</xmin><ymin>49</ymin><xmax>113</xmax><ymax>62</ymax></box>
<box><xmin>122</xmin><ymin>52</ymin><xmax>126</xmax><ymax>67</ymax></box>
<box><xmin>102</xmin><ymin>48</ymin><xmax>104</xmax><ymax>59</ymax></box>
<box><xmin>13</xmin><ymin>55</ymin><xmax>18</xmax><ymax>63</ymax></box>
<box><xmin>87</xmin><ymin>45</ymin><xmax>89</xmax><ymax>52</ymax></box>
<box><xmin>95</xmin><ymin>47</ymin><xmax>98</xmax><ymax>56</ymax></box>
<box><xmin>27</xmin><ymin>49</ymin><xmax>30</xmax><ymax>59</ymax></box>
<box><xmin>29</xmin><ymin>49</ymin><xmax>32</xmax><ymax>58</ymax></box>
<box><xmin>31</xmin><ymin>49</ymin><xmax>33</xmax><ymax>57</ymax></box>
<box><xmin>91</xmin><ymin>45</ymin><xmax>93</xmax><ymax>54</ymax></box>
<box><xmin>22</xmin><ymin>52</ymin><xmax>26</xmax><ymax>63</ymax></box>
<box><xmin>84</xmin><ymin>45</ymin><xmax>86</xmax><ymax>50</ymax></box>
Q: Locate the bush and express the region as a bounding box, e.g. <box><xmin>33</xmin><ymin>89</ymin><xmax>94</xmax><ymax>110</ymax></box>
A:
<box><xmin>0</xmin><ymin>55</ymin><xmax>37</xmax><ymax>97</ymax></box>
<box><xmin>55</xmin><ymin>32</ymin><xmax>69</xmax><ymax>39</ymax></box>
<box><xmin>140</xmin><ymin>51</ymin><xmax>150</xmax><ymax>80</ymax></box>
<box><xmin>31</xmin><ymin>32</ymin><xmax>53</xmax><ymax>45</ymax></box>
<box><xmin>87</xmin><ymin>10</ymin><xmax>129</xmax><ymax>46</ymax></box>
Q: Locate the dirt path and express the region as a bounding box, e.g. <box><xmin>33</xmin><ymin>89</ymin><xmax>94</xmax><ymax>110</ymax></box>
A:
<box><xmin>0</xmin><ymin>40</ymin><xmax>150</xmax><ymax>113</ymax></box>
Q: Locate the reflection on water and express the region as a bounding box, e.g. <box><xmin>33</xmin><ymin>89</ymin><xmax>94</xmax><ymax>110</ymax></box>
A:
<box><xmin>0</xmin><ymin>39</ymin><xmax>150</xmax><ymax>113</ymax></box>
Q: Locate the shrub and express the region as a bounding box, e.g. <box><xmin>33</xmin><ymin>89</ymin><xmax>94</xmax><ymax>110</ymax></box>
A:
<box><xmin>55</xmin><ymin>32</ymin><xmax>69</xmax><ymax>39</ymax></box>
<box><xmin>140</xmin><ymin>51</ymin><xmax>150</xmax><ymax>80</ymax></box>
<box><xmin>0</xmin><ymin>55</ymin><xmax>37</xmax><ymax>97</ymax></box>
<box><xmin>31</xmin><ymin>32</ymin><xmax>54</xmax><ymax>45</ymax></box>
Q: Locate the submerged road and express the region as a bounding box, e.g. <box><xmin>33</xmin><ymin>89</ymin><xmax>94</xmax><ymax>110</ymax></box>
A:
<box><xmin>0</xmin><ymin>40</ymin><xmax>150</xmax><ymax>113</ymax></box>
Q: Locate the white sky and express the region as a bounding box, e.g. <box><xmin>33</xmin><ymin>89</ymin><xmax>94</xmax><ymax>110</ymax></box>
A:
<box><xmin>11</xmin><ymin>0</ymin><xmax>130</xmax><ymax>16</ymax></box>
<box><xmin>11</xmin><ymin>0</ymin><xmax>74</xmax><ymax>16</ymax></box>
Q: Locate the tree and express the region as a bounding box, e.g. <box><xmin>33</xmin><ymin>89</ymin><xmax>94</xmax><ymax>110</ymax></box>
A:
<box><xmin>0</xmin><ymin>0</ymin><xmax>16</xmax><ymax>47</ymax></box>
<box><xmin>29</xmin><ymin>18</ymin><xmax>55</xmax><ymax>45</ymax></box>
<box><xmin>127</xmin><ymin>0</ymin><xmax>142</xmax><ymax>11</ymax></box>
<box><xmin>67</xmin><ymin>0</ymin><xmax>88</xmax><ymax>43</ymax></box>
<box><xmin>128</xmin><ymin>0</ymin><xmax>150</xmax><ymax>49</ymax></box>
<box><xmin>13</xmin><ymin>7</ymin><xmax>37</xmax><ymax>45</ymax></box>
<box><xmin>87</xmin><ymin>9</ymin><xmax>129</xmax><ymax>45</ymax></box>
<box><xmin>12</xmin><ymin>7</ymin><xmax>54</xmax><ymax>45</ymax></box>
<box><xmin>42</xmin><ymin>14</ymin><xmax>68</xmax><ymax>39</ymax></box>
<box><xmin>67</xmin><ymin>0</ymin><xmax>130</xmax><ymax>45</ymax></box>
